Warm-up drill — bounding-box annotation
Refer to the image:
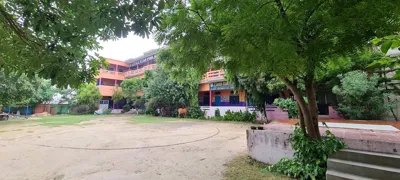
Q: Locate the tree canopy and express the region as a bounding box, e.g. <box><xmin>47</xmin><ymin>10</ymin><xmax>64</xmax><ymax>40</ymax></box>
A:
<box><xmin>0</xmin><ymin>71</ymin><xmax>55</xmax><ymax>106</ymax></box>
<box><xmin>0</xmin><ymin>0</ymin><xmax>169</xmax><ymax>87</ymax></box>
<box><xmin>156</xmin><ymin>0</ymin><xmax>400</xmax><ymax>139</ymax></box>
<box><xmin>75</xmin><ymin>84</ymin><xmax>101</xmax><ymax>107</ymax></box>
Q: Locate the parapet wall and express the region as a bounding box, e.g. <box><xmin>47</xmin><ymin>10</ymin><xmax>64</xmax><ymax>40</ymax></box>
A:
<box><xmin>247</xmin><ymin>123</ymin><xmax>400</xmax><ymax>164</ymax></box>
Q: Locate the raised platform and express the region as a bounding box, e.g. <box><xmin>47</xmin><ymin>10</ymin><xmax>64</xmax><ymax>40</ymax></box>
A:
<box><xmin>247</xmin><ymin>123</ymin><xmax>400</xmax><ymax>164</ymax></box>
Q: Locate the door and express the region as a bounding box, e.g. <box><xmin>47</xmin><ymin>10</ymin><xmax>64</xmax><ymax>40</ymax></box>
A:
<box><xmin>215</xmin><ymin>96</ymin><xmax>221</xmax><ymax>106</ymax></box>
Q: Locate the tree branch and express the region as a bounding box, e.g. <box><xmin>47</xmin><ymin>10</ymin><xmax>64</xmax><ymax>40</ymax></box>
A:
<box><xmin>256</xmin><ymin>1</ymin><xmax>274</xmax><ymax>13</ymax></box>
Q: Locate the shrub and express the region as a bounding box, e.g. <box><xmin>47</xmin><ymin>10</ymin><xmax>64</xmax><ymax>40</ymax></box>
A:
<box><xmin>145</xmin><ymin>108</ymin><xmax>159</xmax><ymax>116</ymax></box>
<box><xmin>122</xmin><ymin>104</ymin><xmax>131</xmax><ymax>112</ymax></box>
<box><xmin>187</xmin><ymin>106</ymin><xmax>206</xmax><ymax>119</ymax></box>
<box><xmin>210</xmin><ymin>110</ymin><xmax>256</xmax><ymax>122</ymax></box>
<box><xmin>268</xmin><ymin>126</ymin><xmax>345</xmax><ymax>179</ymax></box>
<box><xmin>103</xmin><ymin>109</ymin><xmax>112</xmax><ymax>114</ymax></box>
<box><xmin>273</xmin><ymin>98</ymin><xmax>298</xmax><ymax>118</ymax></box>
<box><xmin>70</xmin><ymin>105</ymin><xmax>97</xmax><ymax>114</ymax></box>
<box><xmin>215</xmin><ymin>108</ymin><xmax>221</xmax><ymax>117</ymax></box>
<box><xmin>333</xmin><ymin>71</ymin><xmax>390</xmax><ymax>120</ymax></box>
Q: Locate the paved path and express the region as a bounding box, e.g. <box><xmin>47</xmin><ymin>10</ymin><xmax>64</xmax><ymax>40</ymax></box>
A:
<box><xmin>0</xmin><ymin>117</ymin><xmax>248</xmax><ymax>180</ymax></box>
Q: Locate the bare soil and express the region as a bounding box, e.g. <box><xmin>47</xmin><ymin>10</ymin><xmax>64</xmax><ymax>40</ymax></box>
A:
<box><xmin>0</xmin><ymin>116</ymin><xmax>248</xmax><ymax>180</ymax></box>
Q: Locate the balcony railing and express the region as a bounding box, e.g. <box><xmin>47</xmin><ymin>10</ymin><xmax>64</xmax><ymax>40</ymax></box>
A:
<box><xmin>98</xmin><ymin>69</ymin><xmax>126</xmax><ymax>80</ymax></box>
<box><xmin>200</xmin><ymin>70</ymin><xmax>225</xmax><ymax>83</ymax></box>
<box><xmin>125</xmin><ymin>64</ymin><xmax>157</xmax><ymax>78</ymax></box>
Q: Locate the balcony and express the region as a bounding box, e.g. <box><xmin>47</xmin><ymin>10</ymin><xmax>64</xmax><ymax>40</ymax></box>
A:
<box><xmin>97</xmin><ymin>69</ymin><xmax>126</xmax><ymax>81</ymax></box>
<box><xmin>125</xmin><ymin>64</ymin><xmax>157</xmax><ymax>78</ymax></box>
<box><xmin>98</xmin><ymin>85</ymin><xmax>121</xmax><ymax>97</ymax></box>
<box><xmin>200</xmin><ymin>70</ymin><xmax>226</xmax><ymax>84</ymax></box>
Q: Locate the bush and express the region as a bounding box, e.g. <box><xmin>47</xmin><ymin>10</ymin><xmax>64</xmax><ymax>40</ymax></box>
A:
<box><xmin>215</xmin><ymin>108</ymin><xmax>221</xmax><ymax>117</ymax></box>
<box><xmin>145</xmin><ymin>108</ymin><xmax>159</xmax><ymax>116</ymax></box>
<box><xmin>187</xmin><ymin>106</ymin><xmax>206</xmax><ymax>119</ymax></box>
<box><xmin>122</xmin><ymin>104</ymin><xmax>131</xmax><ymax>112</ymax></box>
<box><xmin>103</xmin><ymin>109</ymin><xmax>112</xmax><ymax>114</ymax></box>
<box><xmin>70</xmin><ymin>105</ymin><xmax>97</xmax><ymax>114</ymax></box>
<box><xmin>268</xmin><ymin>126</ymin><xmax>345</xmax><ymax>179</ymax></box>
<box><xmin>210</xmin><ymin>110</ymin><xmax>256</xmax><ymax>122</ymax></box>
<box><xmin>273</xmin><ymin>98</ymin><xmax>298</xmax><ymax>118</ymax></box>
<box><xmin>333</xmin><ymin>71</ymin><xmax>390</xmax><ymax>120</ymax></box>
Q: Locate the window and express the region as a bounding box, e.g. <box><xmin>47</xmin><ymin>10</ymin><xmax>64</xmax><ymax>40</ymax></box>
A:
<box><xmin>215</xmin><ymin>91</ymin><xmax>221</xmax><ymax>95</ymax></box>
<box><xmin>229</xmin><ymin>95</ymin><xmax>240</xmax><ymax>105</ymax></box>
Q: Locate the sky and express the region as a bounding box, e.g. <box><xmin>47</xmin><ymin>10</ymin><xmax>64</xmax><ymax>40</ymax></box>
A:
<box><xmin>96</xmin><ymin>34</ymin><xmax>161</xmax><ymax>61</ymax></box>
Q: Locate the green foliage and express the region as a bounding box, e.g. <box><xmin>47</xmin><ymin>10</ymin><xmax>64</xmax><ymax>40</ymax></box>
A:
<box><xmin>372</xmin><ymin>35</ymin><xmax>400</xmax><ymax>54</ymax></box>
<box><xmin>228</xmin><ymin>73</ymin><xmax>286</xmax><ymax>120</ymax></box>
<box><xmin>30</xmin><ymin>79</ymin><xmax>56</xmax><ymax>105</ymax></box>
<box><xmin>103</xmin><ymin>109</ymin><xmax>112</xmax><ymax>115</ymax></box>
<box><xmin>187</xmin><ymin>106</ymin><xmax>206</xmax><ymax>119</ymax></box>
<box><xmin>121</xmin><ymin>77</ymin><xmax>145</xmax><ymax>107</ymax></box>
<box><xmin>112</xmin><ymin>85</ymin><xmax>124</xmax><ymax>104</ymax></box>
<box><xmin>145</xmin><ymin>108</ymin><xmax>159</xmax><ymax>116</ymax></box>
<box><xmin>210</xmin><ymin>110</ymin><xmax>256</xmax><ymax>122</ymax></box>
<box><xmin>214</xmin><ymin>109</ymin><xmax>221</xmax><ymax>117</ymax></box>
<box><xmin>70</xmin><ymin>105</ymin><xmax>97</xmax><ymax>115</ymax></box>
<box><xmin>0</xmin><ymin>71</ymin><xmax>55</xmax><ymax>106</ymax></box>
<box><xmin>145</xmin><ymin>68</ymin><xmax>190</xmax><ymax>116</ymax></box>
<box><xmin>333</xmin><ymin>71</ymin><xmax>390</xmax><ymax>120</ymax></box>
<box><xmin>156</xmin><ymin>0</ymin><xmax>400</xmax><ymax>138</ymax></box>
<box><xmin>157</xmin><ymin>48</ymin><xmax>202</xmax><ymax>107</ymax></box>
<box><xmin>274</xmin><ymin>98</ymin><xmax>298</xmax><ymax>118</ymax></box>
<box><xmin>0</xmin><ymin>0</ymin><xmax>169</xmax><ymax>87</ymax></box>
<box><xmin>269</xmin><ymin>126</ymin><xmax>346</xmax><ymax>180</ymax></box>
<box><xmin>123</xmin><ymin>104</ymin><xmax>131</xmax><ymax>112</ymax></box>
<box><xmin>76</xmin><ymin>84</ymin><xmax>102</xmax><ymax>108</ymax></box>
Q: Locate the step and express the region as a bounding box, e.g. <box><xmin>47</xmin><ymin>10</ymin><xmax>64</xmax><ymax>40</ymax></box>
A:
<box><xmin>326</xmin><ymin>170</ymin><xmax>374</xmax><ymax>180</ymax></box>
<box><xmin>328</xmin><ymin>159</ymin><xmax>400</xmax><ymax>180</ymax></box>
<box><xmin>330</xmin><ymin>149</ymin><xmax>400</xmax><ymax>169</ymax></box>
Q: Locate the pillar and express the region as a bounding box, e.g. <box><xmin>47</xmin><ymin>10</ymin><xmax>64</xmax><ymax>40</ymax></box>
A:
<box><xmin>136</xmin><ymin>64</ymin><xmax>139</xmax><ymax>70</ymax></box>
<box><xmin>209</xmin><ymin>90</ymin><xmax>212</xmax><ymax>107</ymax></box>
<box><xmin>99</xmin><ymin>78</ymin><xmax>102</xmax><ymax>86</ymax></box>
<box><xmin>116</xmin><ymin>64</ymin><xmax>119</xmax><ymax>73</ymax></box>
<box><xmin>114</xmin><ymin>79</ymin><xmax>117</xmax><ymax>85</ymax></box>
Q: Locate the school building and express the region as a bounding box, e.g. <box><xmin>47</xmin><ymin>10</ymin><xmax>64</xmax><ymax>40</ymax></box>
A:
<box><xmin>95</xmin><ymin>49</ymin><xmax>249</xmax><ymax>115</ymax></box>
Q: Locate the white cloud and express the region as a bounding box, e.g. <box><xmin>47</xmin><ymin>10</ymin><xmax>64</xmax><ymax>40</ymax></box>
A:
<box><xmin>96</xmin><ymin>34</ymin><xmax>160</xmax><ymax>61</ymax></box>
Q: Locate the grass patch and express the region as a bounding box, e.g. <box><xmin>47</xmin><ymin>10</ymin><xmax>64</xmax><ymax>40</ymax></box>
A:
<box><xmin>224</xmin><ymin>155</ymin><xmax>291</xmax><ymax>180</ymax></box>
<box><xmin>130</xmin><ymin>115</ymin><xmax>195</xmax><ymax>123</ymax></box>
<box><xmin>34</xmin><ymin>115</ymin><xmax>98</xmax><ymax>127</ymax></box>
<box><xmin>11</xmin><ymin>129</ymin><xmax>23</xmax><ymax>131</ymax></box>
<box><xmin>27</xmin><ymin>131</ymin><xmax>34</xmax><ymax>133</ymax></box>
<box><xmin>0</xmin><ymin>130</ymin><xmax>7</xmax><ymax>133</ymax></box>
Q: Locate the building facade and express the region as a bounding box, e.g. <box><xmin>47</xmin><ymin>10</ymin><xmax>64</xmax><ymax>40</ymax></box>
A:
<box><xmin>96</xmin><ymin>49</ymin><xmax>248</xmax><ymax>116</ymax></box>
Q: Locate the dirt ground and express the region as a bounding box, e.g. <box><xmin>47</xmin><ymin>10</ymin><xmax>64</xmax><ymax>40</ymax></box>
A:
<box><xmin>0</xmin><ymin>116</ymin><xmax>249</xmax><ymax>180</ymax></box>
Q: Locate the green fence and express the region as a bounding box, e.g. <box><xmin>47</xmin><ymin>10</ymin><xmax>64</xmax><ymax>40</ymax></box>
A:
<box><xmin>53</xmin><ymin>104</ymin><xmax>71</xmax><ymax>114</ymax></box>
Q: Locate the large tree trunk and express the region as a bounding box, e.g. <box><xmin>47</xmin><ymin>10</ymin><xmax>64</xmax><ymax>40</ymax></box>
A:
<box><xmin>297</xmin><ymin>102</ymin><xmax>307</xmax><ymax>136</ymax></box>
<box><xmin>282</xmin><ymin>78</ymin><xmax>320</xmax><ymax>140</ymax></box>
<box><xmin>304</xmin><ymin>76</ymin><xmax>321</xmax><ymax>139</ymax></box>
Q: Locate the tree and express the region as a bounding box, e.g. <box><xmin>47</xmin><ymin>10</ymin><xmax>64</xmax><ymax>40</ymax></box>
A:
<box><xmin>0</xmin><ymin>0</ymin><xmax>169</xmax><ymax>87</ymax></box>
<box><xmin>0</xmin><ymin>71</ymin><xmax>35</xmax><ymax>107</ymax></box>
<box><xmin>112</xmin><ymin>85</ymin><xmax>124</xmax><ymax>108</ymax></box>
<box><xmin>228</xmin><ymin>73</ymin><xmax>286</xmax><ymax>122</ymax></box>
<box><xmin>333</xmin><ymin>71</ymin><xmax>390</xmax><ymax>120</ymax></box>
<box><xmin>121</xmin><ymin>77</ymin><xmax>145</xmax><ymax>107</ymax></box>
<box><xmin>144</xmin><ymin>68</ymin><xmax>189</xmax><ymax>116</ymax></box>
<box><xmin>157</xmin><ymin>49</ymin><xmax>202</xmax><ymax>107</ymax></box>
<box><xmin>156</xmin><ymin>0</ymin><xmax>400</xmax><ymax>139</ymax></box>
<box><xmin>30</xmin><ymin>79</ymin><xmax>56</xmax><ymax>105</ymax></box>
<box><xmin>76</xmin><ymin>84</ymin><xmax>101</xmax><ymax>108</ymax></box>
